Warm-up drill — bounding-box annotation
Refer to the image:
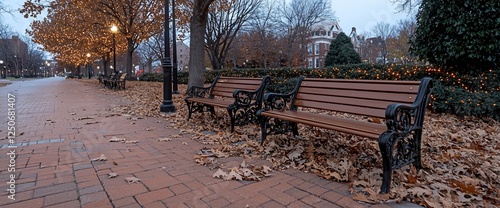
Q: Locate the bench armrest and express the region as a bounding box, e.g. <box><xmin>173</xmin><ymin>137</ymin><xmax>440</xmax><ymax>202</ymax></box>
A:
<box><xmin>385</xmin><ymin>77</ymin><xmax>433</xmax><ymax>133</ymax></box>
<box><xmin>385</xmin><ymin>103</ymin><xmax>420</xmax><ymax>133</ymax></box>
<box><xmin>233</xmin><ymin>89</ymin><xmax>259</xmax><ymax>106</ymax></box>
<box><xmin>261</xmin><ymin>92</ymin><xmax>295</xmax><ymax>111</ymax></box>
<box><xmin>259</xmin><ymin>76</ymin><xmax>305</xmax><ymax>112</ymax></box>
<box><xmin>186</xmin><ymin>85</ymin><xmax>212</xmax><ymax>98</ymax></box>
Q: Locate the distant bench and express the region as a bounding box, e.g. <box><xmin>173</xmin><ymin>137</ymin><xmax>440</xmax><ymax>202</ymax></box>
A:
<box><xmin>257</xmin><ymin>76</ymin><xmax>433</xmax><ymax>193</ymax></box>
<box><xmin>101</xmin><ymin>73</ymin><xmax>127</xmax><ymax>90</ymax></box>
<box><xmin>185</xmin><ymin>76</ymin><xmax>271</xmax><ymax>132</ymax></box>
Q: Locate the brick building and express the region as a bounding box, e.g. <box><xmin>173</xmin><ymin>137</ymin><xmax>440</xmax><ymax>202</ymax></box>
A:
<box><xmin>306</xmin><ymin>22</ymin><xmax>342</xmax><ymax>68</ymax></box>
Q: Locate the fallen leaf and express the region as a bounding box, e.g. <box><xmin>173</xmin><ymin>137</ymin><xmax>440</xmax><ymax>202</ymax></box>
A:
<box><xmin>108</xmin><ymin>173</ymin><xmax>118</xmax><ymax>178</ymax></box>
<box><xmin>125</xmin><ymin>177</ymin><xmax>141</xmax><ymax>184</ymax></box>
<box><xmin>182</xmin><ymin>142</ymin><xmax>188</xmax><ymax>145</ymax></box>
<box><xmin>158</xmin><ymin>138</ymin><xmax>173</xmax><ymax>142</ymax></box>
<box><xmin>91</xmin><ymin>154</ymin><xmax>107</xmax><ymax>161</ymax></box>
<box><xmin>109</xmin><ymin>136</ymin><xmax>126</xmax><ymax>142</ymax></box>
<box><xmin>371</xmin><ymin>117</ymin><xmax>382</xmax><ymax>124</ymax></box>
<box><xmin>352</xmin><ymin>193</ymin><xmax>374</xmax><ymax>203</ymax></box>
<box><xmin>123</xmin><ymin>140</ymin><xmax>139</xmax><ymax>144</ymax></box>
<box><xmin>240</xmin><ymin>161</ymin><xmax>248</xmax><ymax>168</ymax></box>
<box><xmin>224</xmin><ymin>170</ymin><xmax>243</xmax><ymax>181</ymax></box>
<box><xmin>213</xmin><ymin>169</ymin><xmax>228</xmax><ymax>179</ymax></box>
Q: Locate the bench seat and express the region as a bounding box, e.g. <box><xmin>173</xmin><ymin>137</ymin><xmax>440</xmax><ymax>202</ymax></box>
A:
<box><xmin>186</xmin><ymin>97</ymin><xmax>233</xmax><ymax>109</ymax></box>
<box><xmin>259</xmin><ymin>110</ymin><xmax>386</xmax><ymax>139</ymax></box>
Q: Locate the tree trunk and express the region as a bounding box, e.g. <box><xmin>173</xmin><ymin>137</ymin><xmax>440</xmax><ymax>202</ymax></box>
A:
<box><xmin>188</xmin><ymin>3</ymin><xmax>211</xmax><ymax>87</ymax></box>
<box><xmin>126</xmin><ymin>38</ymin><xmax>134</xmax><ymax>80</ymax></box>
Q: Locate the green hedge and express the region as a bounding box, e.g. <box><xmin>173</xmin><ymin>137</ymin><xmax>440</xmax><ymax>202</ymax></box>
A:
<box><xmin>139</xmin><ymin>64</ymin><xmax>499</xmax><ymax>120</ymax></box>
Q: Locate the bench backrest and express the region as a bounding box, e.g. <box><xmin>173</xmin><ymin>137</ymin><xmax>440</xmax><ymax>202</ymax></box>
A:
<box><xmin>119</xmin><ymin>73</ymin><xmax>127</xmax><ymax>80</ymax></box>
<box><xmin>292</xmin><ymin>77</ymin><xmax>429</xmax><ymax>118</ymax></box>
<box><xmin>211</xmin><ymin>76</ymin><xmax>270</xmax><ymax>98</ymax></box>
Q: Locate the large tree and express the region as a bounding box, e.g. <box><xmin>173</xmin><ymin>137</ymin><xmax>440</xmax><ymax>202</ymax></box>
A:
<box><xmin>411</xmin><ymin>0</ymin><xmax>500</xmax><ymax>73</ymax></box>
<box><xmin>324</xmin><ymin>32</ymin><xmax>361</xmax><ymax>66</ymax></box>
<box><xmin>371</xmin><ymin>21</ymin><xmax>395</xmax><ymax>64</ymax></box>
<box><xmin>184</xmin><ymin>0</ymin><xmax>215</xmax><ymax>87</ymax></box>
<box><xmin>246</xmin><ymin>0</ymin><xmax>277</xmax><ymax>69</ymax></box>
<box><xmin>387</xmin><ymin>19</ymin><xmax>417</xmax><ymax>64</ymax></box>
<box><xmin>205</xmin><ymin>0</ymin><xmax>262</xmax><ymax>70</ymax></box>
<box><xmin>278</xmin><ymin>0</ymin><xmax>333</xmax><ymax>67</ymax></box>
<box><xmin>23</xmin><ymin>0</ymin><xmax>162</xmax><ymax>78</ymax></box>
<box><xmin>94</xmin><ymin>0</ymin><xmax>163</xmax><ymax>79</ymax></box>
<box><xmin>28</xmin><ymin>0</ymin><xmax>117</xmax><ymax>72</ymax></box>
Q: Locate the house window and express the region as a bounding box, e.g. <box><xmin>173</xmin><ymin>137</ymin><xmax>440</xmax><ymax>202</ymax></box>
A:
<box><xmin>315</xmin><ymin>44</ymin><xmax>319</xmax><ymax>55</ymax></box>
<box><xmin>324</xmin><ymin>44</ymin><xmax>328</xmax><ymax>54</ymax></box>
<box><xmin>308</xmin><ymin>44</ymin><xmax>312</xmax><ymax>54</ymax></box>
<box><xmin>315</xmin><ymin>59</ymin><xmax>319</xmax><ymax>68</ymax></box>
<box><xmin>308</xmin><ymin>60</ymin><xmax>313</xmax><ymax>68</ymax></box>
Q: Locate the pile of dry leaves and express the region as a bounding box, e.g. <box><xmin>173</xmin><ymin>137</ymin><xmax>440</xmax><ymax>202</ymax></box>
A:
<box><xmin>81</xmin><ymin>80</ymin><xmax>499</xmax><ymax>207</ymax></box>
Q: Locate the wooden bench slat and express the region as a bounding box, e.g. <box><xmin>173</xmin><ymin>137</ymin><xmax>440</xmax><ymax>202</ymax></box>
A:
<box><xmin>214</xmin><ymin>83</ymin><xmax>261</xmax><ymax>91</ymax></box>
<box><xmin>297</xmin><ymin>88</ymin><xmax>417</xmax><ymax>104</ymax></box>
<box><xmin>212</xmin><ymin>91</ymin><xmax>235</xmax><ymax>98</ymax></box>
<box><xmin>304</xmin><ymin>78</ymin><xmax>421</xmax><ymax>84</ymax></box>
<box><xmin>186</xmin><ymin>97</ymin><xmax>233</xmax><ymax>108</ymax></box>
<box><xmin>218</xmin><ymin>78</ymin><xmax>265</xmax><ymax>85</ymax></box>
<box><xmin>295</xmin><ymin>94</ymin><xmax>410</xmax><ymax>110</ymax></box>
<box><xmin>294</xmin><ymin>99</ymin><xmax>387</xmax><ymax>118</ymax></box>
<box><xmin>301</xmin><ymin>79</ymin><xmax>421</xmax><ymax>94</ymax></box>
<box><xmin>260</xmin><ymin>110</ymin><xmax>384</xmax><ymax>139</ymax></box>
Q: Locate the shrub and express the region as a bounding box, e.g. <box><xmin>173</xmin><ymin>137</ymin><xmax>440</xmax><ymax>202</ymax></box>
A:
<box><xmin>138</xmin><ymin>64</ymin><xmax>499</xmax><ymax>120</ymax></box>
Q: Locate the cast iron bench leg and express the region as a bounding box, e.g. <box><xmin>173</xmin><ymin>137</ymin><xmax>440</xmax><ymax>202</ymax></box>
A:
<box><xmin>260</xmin><ymin>118</ymin><xmax>269</xmax><ymax>145</ymax></box>
<box><xmin>227</xmin><ymin>107</ymin><xmax>236</xmax><ymax>133</ymax></box>
<box><xmin>186</xmin><ymin>101</ymin><xmax>193</xmax><ymax>120</ymax></box>
<box><xmin>379</xmin><ymin>132</ymin><xmax>394</xmax><ymax>194</ymax></box>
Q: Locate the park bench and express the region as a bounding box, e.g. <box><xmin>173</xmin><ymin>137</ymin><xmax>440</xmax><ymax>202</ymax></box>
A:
<box><xmin>97</xmin><ymin>74</ymin><xmax>106</xmax><ymax>85</ymax></box>
<box><xmin>104</xmin><ymin>72</ymin><xmax>120</xmax><ymax>89</ymax></box>
<box><xmin>185</xmin><ymin>76</ymin><xmax>271</xmax><ymax>132</ymax></box>
<box><xmin>111</xmin><ymin>73</ymin><xmax>127</xmax><ymax>90</ymax></box>
<box><xmin>257</xmin><ymin>76</ymin><xmax>433</xmax><ymax>193</ymax></box>
<box><xmin>102</xmin><ymin>72</ymin><xmax>115</xmax><ymax>87</ymax></box>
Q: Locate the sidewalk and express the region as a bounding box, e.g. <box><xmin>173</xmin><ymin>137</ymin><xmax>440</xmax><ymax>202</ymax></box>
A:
<box><xmin>0</xmin><ymin>78</ymin><xmax>420</xmax><ymax>208</ymax></box>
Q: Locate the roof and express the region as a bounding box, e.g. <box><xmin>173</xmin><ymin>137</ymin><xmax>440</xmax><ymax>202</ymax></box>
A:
<box><xmin>311</xmin><ymin>21</ymin><xmax>343</xmax><ymax>33</ymax></box>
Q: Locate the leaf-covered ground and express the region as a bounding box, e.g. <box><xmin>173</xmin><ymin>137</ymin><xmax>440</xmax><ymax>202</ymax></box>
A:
<box><xmin>85</xmin><ymin>80</ymin><xmax>499</xmax><ymax>207</ymax></box>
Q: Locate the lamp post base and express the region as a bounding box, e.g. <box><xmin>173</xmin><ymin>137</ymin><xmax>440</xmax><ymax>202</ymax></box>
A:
<box><xmin>160</xmin><ymin>100</ymin><xmax>175</xmax><ymax>113</ymax></box>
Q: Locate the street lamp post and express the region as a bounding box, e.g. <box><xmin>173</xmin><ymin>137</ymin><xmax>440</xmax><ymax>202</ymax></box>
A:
<box><xmin>0</xmin><ymin>60</ymin><xmax>4</xmax><ymax>79</ymax></box>
<box><xmin>171</xmin><ymin>0</ymin><xmax>179</xmax><ymax>94</ymax></box>
<box><xmin>86</xmin><ymin>53</ymin><xmax>91</xmax><ymax>79</ymax></box>
<box><xmin>160</xmin><ymin>0</ymin><xmax>175</xmax><ymax>113</ymax></box>
<box><xmin>111</xmin><ymin>25</ymin><xmax>118</xmax><ymax>73</ymax></box>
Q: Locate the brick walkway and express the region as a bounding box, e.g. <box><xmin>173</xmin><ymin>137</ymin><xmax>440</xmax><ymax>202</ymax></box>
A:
<box><xmin>0</xmin><ymin>78</ymin><xmax>421</xmax><ymax>208</ymax></box>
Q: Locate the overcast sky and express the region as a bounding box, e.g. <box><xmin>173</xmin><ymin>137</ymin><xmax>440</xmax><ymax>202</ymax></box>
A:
<box><xmin>1</xmin><ymin>0</ymin><xmax>415</xmax><ymax>38</ymax></box>
<box><xmin>333</xmin><ymin>0</ymin><xmax>415</xmax><ymax>35</ymax></box>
